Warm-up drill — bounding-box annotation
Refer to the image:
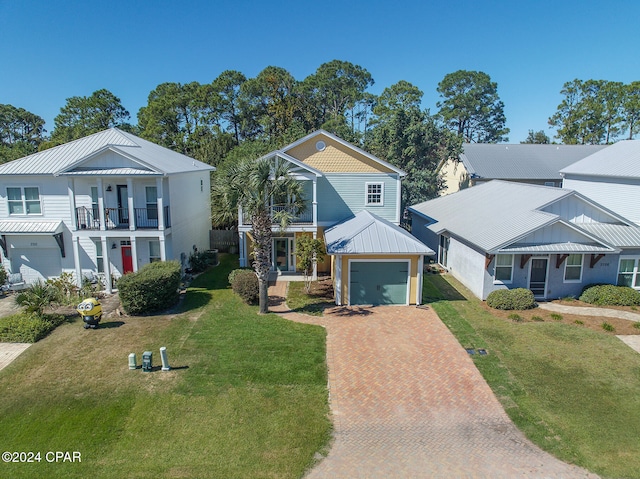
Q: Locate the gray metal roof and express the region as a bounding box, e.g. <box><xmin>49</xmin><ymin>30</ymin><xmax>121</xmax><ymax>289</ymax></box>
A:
<box><xmin>410</xmin><ymin>181</ymin><xmax>572</xmax><ymax>252</ymax></box>
<box><xmin>0</xmin><ymin>220</ymin><xmax>63</xmax><ymax>234</ymax></box>
<box><xmin>460</xmin><ymin>143</ymin><xmax>605</xmax><ymax>180</ymax></box>
<box><xmin>578</xmin><ymin>223</ymin><xmax>640</xmax><ymax>248</ymax></box>
<box><xmin>560</xmin><ymin>140</ymin><xmax>640</xmax><ymax>178</ymax></box>
<box><xmin>498</xmin><ymin>243</ymin><xmax>615</xmax><ymax>254</ymax></box>
<box><xmin>0</xmin><ymin>128</ymin><xmax>215</xmax><ymax>176</ymax></box>
<box><xmin>409</xmin><ymin>180</ymin><xmax>632</xmax><ymax>253</ymax></box>
<box><xmin>61</xmin><ymin>168</ymin><xmax>162</xmax><ymax>176</ymax></box>
<box><xmin>324</xmin><ymin>210</ymin><xmax>434</xmax><ymax>255</ymax></box>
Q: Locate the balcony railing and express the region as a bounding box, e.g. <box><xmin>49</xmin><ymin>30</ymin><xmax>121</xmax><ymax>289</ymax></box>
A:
<box><xmin>242</xmin><ymin>206</ymin><xmax>313</xmax><ymax>225</ymax></box>
<box><xmin>75</xmin><ymin>206</ymin><xmax>171</xmax><ymax>230</ymax></box>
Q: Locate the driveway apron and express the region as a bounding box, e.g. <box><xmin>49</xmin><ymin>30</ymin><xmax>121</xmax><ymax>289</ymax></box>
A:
<box><xmin>268</xmin><ymin>282</ymin><xmax>598</xmax><ymax>479</ymax></box>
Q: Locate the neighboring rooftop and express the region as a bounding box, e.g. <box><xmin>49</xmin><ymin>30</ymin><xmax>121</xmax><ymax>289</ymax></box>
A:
<box><xmin>409</xmin><ymin>180</ymin><xmax>638</xmax><ymax>253</ymax></box>
<box><xmin>460</xmin><ymin>143</ymin><xmax>606</xmax><ymax>180</ymax></box>
<box><xmin>0</xmin><ymin>128</ymin><xmax>215</xmax><ymax>175</ymax></box>
<box><xmin>560</xmin><ymin>140</ymin><xmax>640</xmax><ymax>178</ymax></box>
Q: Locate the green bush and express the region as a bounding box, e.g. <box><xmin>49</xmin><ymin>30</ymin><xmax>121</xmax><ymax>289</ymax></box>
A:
<box><xmin>228</xmin><ymin>267</ymin><xmax>254</xmax><ymax>286</ymax></box>
<box><xmin>0</xmin><ymin>312</ymin><xmax>66</xmax><ymax>342</ymax></box>
<box><xmin>486</xmin><ymin>288</ymin><xmax>536</xmax><ymax>310</ymax></box>
<box><xmin>231</xmin><ymin>270</ymin><xmax>259</xmax><ymax>305</ymax></box>
<box><xmin>550</xmin><ymin>313</ymin><xmax>563</xmax><ymax>321</ymax></box>
<box><xmin>508</xmin><ymin>313</ymin><xmax>523</xmax><ymax>322</ymax></box>
<box><xmin>15</xmin><ymin>281</ymin><xmax>57</xmax><ymax>316</ymax></box>
<box><xmin>579</xmin><ymin>284</ymin><xmax>640</xmax><ymax>306</ymax></box>
<box><xmin>117</xmin><ymin>261</ymin><xmax>181</xmax><ymax>315</ymax></box>
<box><xmin>602</xmin><ymin>322</ymin><xmax>615</xmax><ymax>332</ymax></box>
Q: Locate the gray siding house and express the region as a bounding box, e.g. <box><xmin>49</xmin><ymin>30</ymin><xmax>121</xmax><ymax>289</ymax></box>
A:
<box><xmin>561</xmin><ymin>140</ymin><xmax>640</xmax><ymax>226</ymax></box>
<box><xmin>440</xmin><ymin>143</ymin><xmax>605</xmax><ymax>195</ymax></box>
<box><xmin>409</xmin><ymin>181</ymin><xmax>640</xmax><ymax>300</ymax></box>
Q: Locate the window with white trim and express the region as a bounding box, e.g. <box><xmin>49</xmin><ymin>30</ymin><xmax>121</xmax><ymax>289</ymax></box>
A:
<box><xmin>494</xmin><ymin>254</ymin><xmax>514</xmax><ymax>283</ymax></box>
<box><xmin>365</xmin><ymin>182</ymin><xmax>383</xmax><ymax>206</ymax></box>
<box><xmin>146</xmin><ymin>186</ymin><xmax>158</xmax><ymax>220</ymax></box>
<box><xmin>563</xmin><ymin>254</ymin><xmax>583</xmax><ymax>282</ymax></box>
<box><xmin>618</xmin><ymin>257</ymin><xmax>640</xmax><ymax>289</ymax></box>
<box><xmin>90</xmin><ymin>186</ymin><xmax>99</xmax><ymax>219</ymax></box>
<box><xmin>95</xmin><ymin>241</ymin><xmax>104</xmax><ymax>273</ymax></box>
<box><xmin>7</xmin><ymin>186</ymin><xmax>41</xmax><ymax>215</ymax></box>
<box><xmin>149</xmin><ymin>240</ymin><xmax>161</xmax><ymax>263</ymax></box>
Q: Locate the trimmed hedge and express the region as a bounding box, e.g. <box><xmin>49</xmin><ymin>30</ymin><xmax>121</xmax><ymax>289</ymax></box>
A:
<box><xmin>230</xmin><ymin>269</ymin><xmax>259</xmax><ymax>305</ymax></box>
<box><xmin>0</xmin><ymin>312</ymin><xmax>66</xmax><ymax>343</ymax></box>
<box><xmin>228</xmin><ymin>268</ymin><xmax>254</xmax><ymax>286</ymax></box>
<box><xmin>486</xmin><ymin>288</ymin><xmax>536</xmax><ymax>310</ymax></box>
<box><xmin>117</xmin><ymin>261</ymin><xmax>181</xmax><ymax>315</ymax></box>
<box><xmin>579</xmin><ymin>284</ymin><xmax>640</xmax><ymax>306</ymax></box>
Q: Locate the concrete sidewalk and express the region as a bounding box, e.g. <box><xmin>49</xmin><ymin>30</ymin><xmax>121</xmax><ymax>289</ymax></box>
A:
<box><xmin>0</xmin><ymin>343</ymin><xmax>30</xmax><ymax>372</ymax></box>
<box><xmin>538</xmin><ymin>302</ymin><xmax>640</xmax><ymax>322</ymax></box>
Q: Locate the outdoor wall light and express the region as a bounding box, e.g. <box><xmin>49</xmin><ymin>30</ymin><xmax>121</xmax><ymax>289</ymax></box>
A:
<box><xmin>111</xmin><ymin>243</ymin><xmax>117</xmax><ymax>249</ymax></box>
<box><xmin>106</xmin><ymin>185</ymin><xmax>112</xmax><ymax>192</ymax></box>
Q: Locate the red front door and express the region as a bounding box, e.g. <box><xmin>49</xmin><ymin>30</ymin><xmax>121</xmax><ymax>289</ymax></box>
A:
<box><xmin>121</xmin><ymin>246</ymin><xmax>133</xmax><ymax>273</ymax></box>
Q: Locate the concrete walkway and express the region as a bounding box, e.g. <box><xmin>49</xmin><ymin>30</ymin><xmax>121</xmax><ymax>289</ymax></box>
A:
<box><xmin>268</xmin><ymin>281</ymin><xmax>598</xmax><ymax>479</ymax></box>
<box><xmin>0</xmin><ymin>343</ymin><xmax>30</xmax><ymax>372</ymax></box>
<box><xmin>537</xmin><ymin>302</ymin><xmax>640</xmax><ymax>322</ymax></box>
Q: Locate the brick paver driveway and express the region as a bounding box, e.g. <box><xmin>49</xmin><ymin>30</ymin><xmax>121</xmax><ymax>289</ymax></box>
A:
<box><xmin>269</xmin><ymin>282</ymin><xmax>598</xmax><ymax>479</ymax></box>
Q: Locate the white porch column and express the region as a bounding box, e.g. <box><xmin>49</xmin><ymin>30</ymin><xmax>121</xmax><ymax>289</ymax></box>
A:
<box><xmin>159</xmin><ymin>236</ymin><xmax>166</xmax><ymax>261</ymax></box>
<box><xmin>312</xmin><ymin>179</ymin><xmax>318</xmax><ymax>226</ymax></box>
<box><xmin>238</xmin><ymin>231</ymin><xmax>247</xmax><ymax>267</ymax></box>
<box><xmin>101</xmin><ymin>237</ymin><xmax>112</xmax><ymax>293</ymax></box>
<box><xmin>335</xmin><ymin>255</ymin><xmax>342</xmax><ymax>306</ymax></box>
<box><xmin>97</xmin><ymin>178</ymin><xmax>106</xmax><ymax>231</ymax></box>
<box><xmin>312</xmin><ymin>230</ymin><xmax>318</xmax><ymax>281</ymax></box>
<box><xmin>68</xmin><ymin>179</ymin><xmax>78</xmax><ymax>230</ymax></box>
<box><xmin>130</xmin><ymin>237</ymin><xmax>138</xmax><ymax>272</ymax></box>
<box><xmin>417</xmin><ymin>255</ymin><xmax>425</xmax><ymax>305</ymax></box>
<box><xmin>127</xmin><ymin>178</ymin><xmax>135</xmax><ymax>231</ymax></box>
<box><xmin>72</xmin><ymin>237</ymin><xmax>82</xmax><ymax>287</ymax></box>
<box><xmin>156</xmin><ymin>177</ymin><xmax>165</xmax><ymax>231</ymax></box>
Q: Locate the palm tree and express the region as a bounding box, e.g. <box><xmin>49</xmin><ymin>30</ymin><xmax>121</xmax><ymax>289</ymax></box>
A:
<box><xmin>212</xmin><ymin>156</ymin><xmax>305</xmax><ymax>313</ymax></box>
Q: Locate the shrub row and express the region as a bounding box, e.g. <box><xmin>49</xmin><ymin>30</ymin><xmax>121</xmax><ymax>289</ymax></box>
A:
<box><xmin>486</xmin><ymin>288</ymin><xmax>536</xmax><ymax>310</ymax></box>
<box><xmin>117</xmin><ymin>261</ymin><xmax>181</xmax><ymax>315</ymax></box>
<box><xmin>229</xmin><ymin>268</ymin><xmax>259</xmax><ymax>305</ymax></box>
<box><xmin>0</xmin><ymin>312</ymin><xmax>66</xmax><ymax>343</ymax></box>
<box><xmin>579</xmin><ymin>284</ymin><xmax>640</xmax><ymax>306</ymax></box>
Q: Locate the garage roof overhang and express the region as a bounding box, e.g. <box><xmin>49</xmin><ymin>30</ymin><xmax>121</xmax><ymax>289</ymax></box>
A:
<box><xmin>0</xmin><ymin>221</ymin><xmax>66</xmax><ymax>258</ymax></box>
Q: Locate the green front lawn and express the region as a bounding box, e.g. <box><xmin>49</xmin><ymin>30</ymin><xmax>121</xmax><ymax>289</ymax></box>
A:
<box><xmin>425</xmin><ymin>274</ymin><xmax>640</xmax><ymax>479</ymax></box>
<box><xmin>0</xmin><ymin>254</ymin><xmax>330</xmax><ymax>478</ymax></box>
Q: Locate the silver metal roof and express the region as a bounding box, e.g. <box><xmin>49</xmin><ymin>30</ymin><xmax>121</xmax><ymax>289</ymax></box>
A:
<box><xmin>578</xmin><ymin>223</ymin><xmax>640</xmax><ymax>248</ymax></box>
<box><xmin>61</xmin><ymin>168</ymin><xmax>162</xmax><ymax>176</ymax></box>
<box><xmin>0</xmin><ymin>128</ymin><xmax>215</xmax><ymax>176</ymax></box>
<box><xmin>410</xmin><ymin>181</ymin><xmax>571</xmax><ymax>252</ymax></box>
<box><xmin>560</xmin><ymin>140</ymin><xmax>640</xmax><ymax>178</ymax></box>
<box><xmin>0</xmin><ymin>220</ymin><xmax>63</xmax><ymax>234</ymax></box>
<box><xmin>409</xmin><ymin>180</ymin><xmax>632</xmax><ymax>253</ymax></box>
<box><xmin>498</xmin><ymin>243</ymin><xmax>615</xmax><ymax>254</ymax></box>
<box><xmin>460</xmin><ymin>143</ymin><xmax>605</xmax><ymax>180</ymax></box>
<box><xmin>324</xmin><ymin>210</ymin><xmax>434</xmax><ymax>255</ymax></box>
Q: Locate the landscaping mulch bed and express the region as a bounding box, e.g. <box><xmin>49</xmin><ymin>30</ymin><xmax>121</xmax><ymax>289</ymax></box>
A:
<box><xmin>482</xmin><ymin>301</ymin><xmax>640</xmax><ymax>335</ymax></box>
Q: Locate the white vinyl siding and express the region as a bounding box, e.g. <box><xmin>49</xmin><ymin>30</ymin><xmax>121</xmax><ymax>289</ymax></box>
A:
<box><xmin>563</xmin><ymin>254</ymin><xmax>583</xmax><ymax>282</ymax></box>
<box><xmin>494</xmin><ymin>254</ymin><xmax>513</xmax><ymax>283</ymax></box>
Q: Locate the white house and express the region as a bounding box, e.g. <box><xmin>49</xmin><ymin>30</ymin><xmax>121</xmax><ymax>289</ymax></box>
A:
<box><xmin>0</xmin><ymin>128</ymin><xmax>214</xmax><ymax>292</ymax></box>
<box><xmin>410</xmin><ymin>181</ymin><xmax>640</xmax><ymax>300</ymax></box>
<box><xmin>561</xmin><ymin>140</ymin><xmax>640</xmax><ymax>226</ymax></box>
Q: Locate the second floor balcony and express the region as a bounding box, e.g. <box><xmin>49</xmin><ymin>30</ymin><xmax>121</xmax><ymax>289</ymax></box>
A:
<box><xmin>241</xmin><ymin>205</ymin><xmax>314</xmax><ymax>226</ymax></box>
<box><xmin>75</xmin><ymin>205</ymin><xmax>171</xmax><ymax>231</ymax></box>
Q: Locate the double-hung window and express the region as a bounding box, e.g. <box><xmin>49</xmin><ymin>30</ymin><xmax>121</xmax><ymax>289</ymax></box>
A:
<box><xmin>618</xmin><ymin>257</ymin><xmax>640</xmax><ymax>289</ymax></box>
<box><xmin>146</xmin><ymin>186</ymin><xmax>158</xmax><ymax>221</ymax></box>
<box><xmin>95</xmin><ymin>241</ymin><xmax>104</xmax><ymax>273</ymax></box>
<box><xmin>365</xmin><ymin>182</ymin><xmax>383</xmax><ymax>206</ymax></box>
<box><xmin>494</xmin><ymin>254</ymin><xmax>514</xmax><ymax>283</ymax></box>
<box><xmin>149</xmin><ymin>240</ymin><xmax>161</xmax><ymax>263</ymax></box>
<box><xmin>563</xmin><ymin>254</ymin><xmax>583</xmax><ymax>282</ymax></box>
<box><xmin>7</xmin><ymin>187</ymin><xmax>41</xmax><ymax>215</ymax></box>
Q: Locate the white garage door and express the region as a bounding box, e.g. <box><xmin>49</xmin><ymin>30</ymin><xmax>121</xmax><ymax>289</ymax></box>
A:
<box><xmin>12</xmin><ymin>248</ymin><xmax>61</xmax><ymax>284</ymax></box>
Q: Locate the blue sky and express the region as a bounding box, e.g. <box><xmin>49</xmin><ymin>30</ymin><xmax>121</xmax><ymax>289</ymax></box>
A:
<box><xmin>1</xmin><ymin>0</ymin><xmax>638</xmax><ymax>143</ymax></box>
